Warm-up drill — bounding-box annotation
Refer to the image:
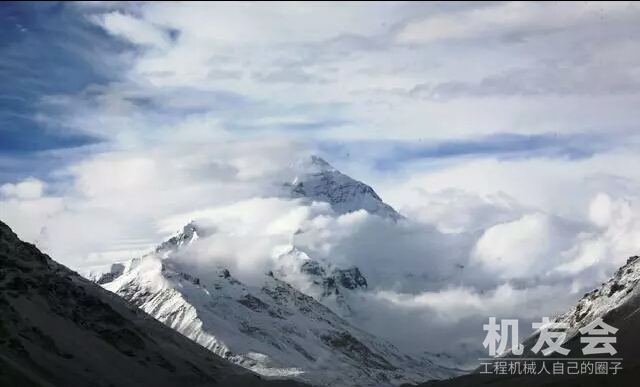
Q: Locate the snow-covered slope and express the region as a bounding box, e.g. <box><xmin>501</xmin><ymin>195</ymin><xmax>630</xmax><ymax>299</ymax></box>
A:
<box><xmin>550</xmin><ymin>254</ymin><xmax>640</xmax><ymax>342</ymax></box>
<box><xmin>0</xmin><ymin>219</ymin><xmax>310</xmax><ymax>387</ymax></box>
<box><xmin>94</xmin><ymin>226</ymin><xmax>461</xmax><ymax>386</ymax></box>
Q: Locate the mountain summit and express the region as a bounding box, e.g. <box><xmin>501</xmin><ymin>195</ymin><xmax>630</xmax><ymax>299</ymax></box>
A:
<box><xmin>282</xmin><ymin>155</ymin><xmax>402</xmax><ymax>220</ymax></box>
<box><xmin>290</xmin><ymin>155</ymin><xmax>336</xmax><ymax>174</ymax></box>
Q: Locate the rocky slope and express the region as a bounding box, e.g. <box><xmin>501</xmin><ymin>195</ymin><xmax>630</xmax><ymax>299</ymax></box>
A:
<box><xmin>552</xmin><ymin>255</ymin><xmax>640</xmax><ymax>340</ymax></box>
<box><xmin>0</xmin><ymin>219</ymin><xmax>309</xmax><ymax>387</ymax></box>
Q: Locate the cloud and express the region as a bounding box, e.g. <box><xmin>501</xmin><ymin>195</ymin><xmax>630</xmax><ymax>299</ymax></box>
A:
<box><xmin>378</xmin><ymin>150</ymin><xmax>640</xmax><ymax>221</ymax></box>
<box><xmin>409</xmin><ymin>64</ymin><xmax>640</xmax><ymax>99</ymax></box>
<box><xmin>471</xmin><ymin>212</ymin><xmax>586</xmax><ymax>279</ymax></box>
<box><xmin>94</xmin><ymin>11</ymin><xmax>173</xmax><ymax>49</ymax></box>
<box><xmin>0</xmin><ymin>177</ymin><xmax>46</xmax><ymax>199</ymax></box>
<box><xmin>0</xmin><ymin>177</ymin><xmax>65</xmax><ymax>248</ymax></box>
<box><xmin>589</xmin><ymin>192</ymin><xmax>615</xmax><ymax>228</ymax></box>
<box><xmin>50</xmin><ymin>1</ymin><xmax>637</xmax><ymax>144</ymax></box>
<box><xmin>555</xmin><ymin>193</ymin><xmax>640</xmax><ymax>277</ymax></box>
<box><xmin>0</xmin><ymin>139</ymin><xmax>319</xmax><ymax>265</ymax></box>
<box><xmin>135</xmin><ymin>2</ymin><xmax>398</xmax><ymax>45</ymax></box>
<box><xmin>396</xmin><ymin>2</ymin><xmax>639</xmax><ymax>44</ymax></box>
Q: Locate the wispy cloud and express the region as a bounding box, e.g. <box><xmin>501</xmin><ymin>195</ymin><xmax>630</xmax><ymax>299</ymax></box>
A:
<box><xmin>319</xmin><ymin>130</ymin><xmax>638</xmax><ymax>173</ymax></box>
<box><xmin>396</xmin><ymin>2</ymin><xmax>639</xmax><ymax>44</ymax></box>
<box><xmin>409</xmin><ymin>63</ymin><xmax>640</xmax><ymax>99</ymax></box>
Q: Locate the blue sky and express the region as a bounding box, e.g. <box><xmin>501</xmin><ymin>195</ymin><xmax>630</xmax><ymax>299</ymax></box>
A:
<box><xmin>3</xmin><ymin>2</ymin><xmax>640</xmax><ymax>187</ymax></box>
<box><xmin>0</xmin><ymin>2</ymin><xmax>113</xmax><ymax>180</ymax></box>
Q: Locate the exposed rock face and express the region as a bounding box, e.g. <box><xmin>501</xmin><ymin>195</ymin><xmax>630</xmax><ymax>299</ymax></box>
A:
<box><xmin>335</xmin><ymin>267</ymin><xmax>368</xmax><ymax>290</ymax></box>
<box><xmin>300</xmin><ymin>260</ymin><xmax>368</xmax><ymax>296</ymax></box>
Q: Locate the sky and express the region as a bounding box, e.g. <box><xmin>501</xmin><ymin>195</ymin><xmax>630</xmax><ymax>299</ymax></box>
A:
<box><xmin>2</xmin><ymin>0</ymin><xmax>640</xmax><ymax>360</ymax></box>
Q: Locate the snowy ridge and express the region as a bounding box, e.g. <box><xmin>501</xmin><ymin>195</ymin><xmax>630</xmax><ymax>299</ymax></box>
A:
<box><xmin>553</xmin><ymin>255</ymin><xmax>640</xmax><ymax>340</ymax></box>
<box><xmin>497</xmin><ymin>255</ymin><xmax>640</xmax><ymax>362</ymax></box>
<box><xmin>96</xmin><ymin>248</ymin><xmax>458</xmax><ymax>386</ymax></box>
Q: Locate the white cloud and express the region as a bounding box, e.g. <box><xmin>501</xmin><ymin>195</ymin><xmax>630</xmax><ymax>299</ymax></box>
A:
<box><xmin>589</xmin><ymin>192</ymin><xmax>614</xmax><ymax>228</ymax></box>
<box><xmin>472</xmin><ymin>212</ymin><xmax>581</xmax><ymax>279</ymax></box>
<box><xmin>1</xmin><ymin>177</ymin><xmax>46</xmax><ymax>200</ymax></box>
<box><xmin>140</xmin><ymin>1</ymin><xmax>398</xmax><ymax>44</ymax></box>
<box><xmin>44</xmin><ymin>1</ymin><xmax>640</xmax><ymax>143</ymax></box>
<box><xmin>0</xmin><ymin>195</ymin><xmax>64</xmax><ymax>246</ymax></box>
<box><xmin>95</xmin><ymin>11</ymin><xmax>171</xmax><ymax>49</ymax></box>
<box><xmin>397</xmin><ymin>2</ymin><xmax>637</xmax><ymax>44</ymax></box>
<box><xmin>380</xmin><ymin>151</ymin><xmax>640</xmax><ymax>219</ymax></box>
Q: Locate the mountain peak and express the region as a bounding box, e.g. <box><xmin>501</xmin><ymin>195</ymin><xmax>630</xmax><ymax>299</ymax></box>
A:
<box><xmin>291</xmin><ymin>155</ymin><xmax>336</xmax><ymax>174</ymax></box>
<box><xmin>155</xmin><ymin>220</ymin><xmax>208</xmax><ymax>255</ymax></box>
<box><xmin>182</xmin><ymin>220</ymin><xmax>199</xmax><ymax>239</ymax></box>
<box><xmin>282</xmin><ymin>155</ymin><xmax>402</xmax><ymax>220</ymax></box>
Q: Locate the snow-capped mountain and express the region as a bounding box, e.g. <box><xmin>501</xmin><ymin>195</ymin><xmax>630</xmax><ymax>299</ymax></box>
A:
<box><xmin>87</xmin><ymin>156</ymin><xmax>464</xmax><ymax>386</ymax></box>
<box><xmin>92</xmin><ymin>223</ymin><xmax>461</xmax><ymax>386</ymax></box>
<box><xmin>0</xmin><ymin>219</ymin><xmax>309</xmax><ymax>387</ymax></box>
<box><xmin>280</xmin><ymin>155</ymin><xmax>402</xmax><ymax>221</ymax></box>
<box><xmin>543</xmin><ymin>254</ymin><xmax>640</xmax><ymax>347</ymax></box>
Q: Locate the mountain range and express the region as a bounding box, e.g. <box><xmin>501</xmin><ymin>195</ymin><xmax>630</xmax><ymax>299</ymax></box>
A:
<box><xmin>85</xmin><ymin>156</ymin><xmax>463</xmax><ymax>386</ymax></box>
<box><xmin>3</xmin><ymin>155</ymin><xmax>640</xmax><ymax>387</ymax></box>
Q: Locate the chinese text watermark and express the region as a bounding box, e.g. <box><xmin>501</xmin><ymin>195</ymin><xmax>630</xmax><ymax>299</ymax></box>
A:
<box><xmin>480</xmin><ymin>317</ymin><xmax>622</xmax><ymax>376</ymax></box>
